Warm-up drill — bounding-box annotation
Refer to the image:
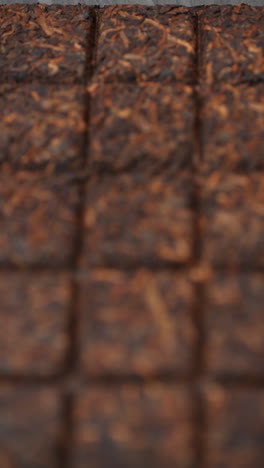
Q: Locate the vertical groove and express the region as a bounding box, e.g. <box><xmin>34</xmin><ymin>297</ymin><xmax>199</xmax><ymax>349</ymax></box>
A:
<box><xmin>192</xmin><ymin>10</ymin><xmax>206</xmax><ymax>468</ymax></box>
<box><xmin>67</xmin><ymin>6</ymin><xmax>99</xmax><ymax>373</ymax></box>
<box><xmin>59</xmin><ymin>7</ymin><xmax>100</xmax><ymax>468</ymax></box>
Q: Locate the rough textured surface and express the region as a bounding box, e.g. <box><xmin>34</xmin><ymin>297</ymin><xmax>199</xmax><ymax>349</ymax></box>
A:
<box><xmin>199</xmin><ymin>4</ymin><xmax>264</xmax><ymax>87</ymax></box>
<box><xmin>201</xmin><ymin>84</ymin><xmax>264</xmax><ymax>172</ymax></box>
<box><xmin>94</xmin><ymin>5</ymin><xmax>196</xmax><ymax>83</ymax></box>
<box><xmin>72</xmin><ymin>385</ymin><xmax>193</xmax><ymax>468</ymax></box>
<box><xmin>205</xmin><ymin>387</ymin><xmax>264</xmax><ymax>468</ymax></box>
<box><xmin>0</xmin><ymin>447</ymin><xmax>16</xmax><ymax>468</ymax></box>
<box><xmin>79</xmin><ymin>270</ymin><xmax>195</xmax><ymax>376</ymax></box>
<box><xmin>0</xmin><ymin>84</ymin><xmax>86</xmax><ymax>173</ymax></box>
<box><xmin>0</xmin><ymin>175</ymin><xmax>79</xmax><ymax>266</ymax></box>
<box><xmin>0</xmin><ymin>4</ymin><xmax>92</xmax><ymax>83</ymax></box>
<box><xmin>204</xmin><ymin>274</ymin><xmax>264</xmax><ymax>376</ymax></box>
<box><xmin>0</xmin><ymin>274</ymin><xmax>71</xmax><ymax>376</ymax></box>
<box><xmin>199</xmin><ymin>173</ymin><xmax>264</xmax><ymax>268</ymax></box>
<box><xmin>82</xmin><ymin>171</ymin><xmax>194</xmax><ymax>267</ymax></box>
<box><xmin>0</xmin><ymin>4</ymin><xmax>263</xmax><ymax>468</ymax></box>
<box><xmin>89</xmin><ymin>83</ymin><xmax>195</xmax><ymax>171</ymax></box>
<box><xmin>0</xmin><ymin>387</ymin><xmax>61</xmax><ymax>468</ymax></box>
<box><xmin>0</xmin><ymin>0</ymin><xmax>263</xmax><ymax>5</ymax></box>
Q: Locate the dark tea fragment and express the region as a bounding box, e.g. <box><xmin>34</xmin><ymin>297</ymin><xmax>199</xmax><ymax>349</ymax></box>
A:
<box><xmin>89</xmin><ymin>83</ymin><xmax>195</xmax><ymax>172</ymax></box>
<box><xmin>0</xmin><ymin>175</ymin><xmax>79</xmax><ymax>267</ymax></box>
<box><xmin>94</xmin><ymin>5</ymin><xmax>196</xmax><ymax>83</ymax></box>
<box><xmin>201</xmin><ymin>84</ymin><xmax>264</xmax><ymax>172</ymax></box>
<box><xmin>0</xmin><ymin>84</ymin><xmax>86</xmax><ymax>173</ymax></box>
<box><xmin>199</xmin><ymin>5</ymin><xmax>264</xmax><ymax>87</ymax></box>
<box><xmin>79</xmin><ymin>269</ymin><xmax>195</xmax><ymax>377</ymax></box>
<box><xmin>205</xmin><ymin>387</ymin><xmax>264</xmax><ymax>468</ymax></box>
<box><xmin>0</xmin><ymin>387</ymin><xmax>61</xmax><ymax>468</ymax></box>
<box><xmin>0</xmin><ymin>4</ymin><xmax>92</xmax><ymax>83</ymax></box>
<box><xmin>199</xmin><ymin>172</ymin><xmax>264</xmax><ymax>268</ymax></box>
<box><xmin>0</xmin><ymin>274</ymin><xmax>71</xmax><ymax>377</ymax></box>
<box><xmin>72</xmin><ymin>385</ymin><xmax>194</xmax><ymax>468</ymax></box>
<box><xmin>204</xmin><ymin>273</ymin><xmax>264</xmax><ymax>377</ymax></box>
<box><xmin>81</xmin><ymin>171</ymin><xmax>194</xmax><ymax>267</ymax></box>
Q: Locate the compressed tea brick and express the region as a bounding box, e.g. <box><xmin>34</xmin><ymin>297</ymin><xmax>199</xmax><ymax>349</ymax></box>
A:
<box><xmin>199</xmin><ymin>5</ymin><xmax>264</xmax><ymax>87</ymax></box>
<box><xmin>201</xmin><ymin>84</ymin><xmax>264</xmax><ymax>172</ymax></box>
<box><xmin>199</xmin><ymin>172</ymin><xmax>264</xmax><ymax>268</ymax></box>
<box><xmin>0</xmin><ymin>4</ymin><xmax>92</xmax><ymax>83</ymax></box>
<box><xmin>94</xmin><ymin>6</ymin><xmax>196</xmax><ymax>83</ymax></box>
<box><xmin>0</xmin><ymin>274</ymin><xmax>71</xmax><ymax>377</ymax></box>
<box><xmin>79</xmin><ymin>270</ymin><xmax>195</xmax><ymax>377</ymax></box>
<box><xmin>88</xmin><ymin>83</ymin><xmax>195</xmax><ymax>171</ymax></box>
<box><xmin>204</xmin><ymin>274</ymin><xmax>264</xmax><ymax>377</ymax></box>
<box><xmin>205</xmin><ymin>386</ymin><xmax>264</xmax><ymax>468</ymax></box>
<box><xmin>0</xmin><ymin>386</ymin><xmax>61</xmax><ymax>468</ymax></box>
<box><xmin>82</xmin><ymin>171</ymin><xmax>194</xmax><ymax>267</ymax></box>
<box><xmin>72</xmin><ymin>385</ymin><xmax>193</xmax><ymax>468</ymax></box>
<box><xmin>0</xmin><ymin>84</ymin><xmax>86</xmax><ymax>173</ymax></box>
<box><xmin>0</xmin><ymin>175</ymin><xmax>79</xmax><ymax>267</ymax></box>
<box><xmin>0</xmin><ymin>447</ymin><xmax>16</xmax><ymax>468</ymax></box>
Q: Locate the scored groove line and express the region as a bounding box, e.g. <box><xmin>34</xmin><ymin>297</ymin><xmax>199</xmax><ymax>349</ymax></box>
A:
<box><xmin>192</xmin><ymin>10</ymin><xmax>206</xmax><ymax>468</ymax></box>
<box><xmin>60</xmin><ymin>8</ymin><xmax>100</xmax><ymax>468</ymax></box>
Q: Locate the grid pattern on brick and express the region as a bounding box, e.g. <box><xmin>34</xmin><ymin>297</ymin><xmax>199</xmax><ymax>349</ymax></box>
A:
<box><xmin>0</xmin><ymin>4</ymin><xmax>264</xmax><ymax>468</ymax></box>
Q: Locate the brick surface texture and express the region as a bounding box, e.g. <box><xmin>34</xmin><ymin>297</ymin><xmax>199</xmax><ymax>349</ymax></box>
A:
<box><xmin>0</xmin><ymin>4</ymin><xmax>263</xmax><ymax>468</ymax></box>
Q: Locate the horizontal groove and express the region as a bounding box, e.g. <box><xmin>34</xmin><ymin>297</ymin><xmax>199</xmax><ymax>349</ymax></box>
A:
<box><xmin>0</xmin><ymin>374</ymin><xmax>65</xmax><ymax>386</ymax></box>
<box><xmin>1</xmin><ymin>374</ymin><xmax>264</xmax><ymax>391</ymax></box>
<box><xmin>79</xmin><ymin>373</ymin><xmax>195</xmax><ymax>385</ymax></box>
<box><xmin>0</xmin><ymin>264</ymin><xmax>264</xmax><ymax>275</ymax></box>
<box><xmin>0</xmin><ymin>373</ymin><xmax>193</xmax><ymax>389</ymax></box>
<box><xmin>0</xmin><ymin>2</ymin><xmax>262</xmax><ymax>7</ymax></box>
<box><xmin>0</xmin><ymin>265</ymin><xmax>75</xmax><ymax>273</ymax></box>
<box><xmin>4</xmin><ymin>76</ymin><xmax>263</xmax><ymax>90</ymax></box>
<box><xmin>0</xmin><ymin>78</ymin><xmax>88</xmax><ymax>87</ymax></box>
<box><xmin>209</xmin><ymin>375</ymin><xmax>264</xmax><ymax>389</ymax></box>
<box><xmin>78</xmin><ymin>260</ymin><xmax>196</xmax><ymax>272</ymax></box>
<box><xmin>198</xmin><ymin>265</ymin><xmax>264</xmax><ymax>274</ymax></box>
